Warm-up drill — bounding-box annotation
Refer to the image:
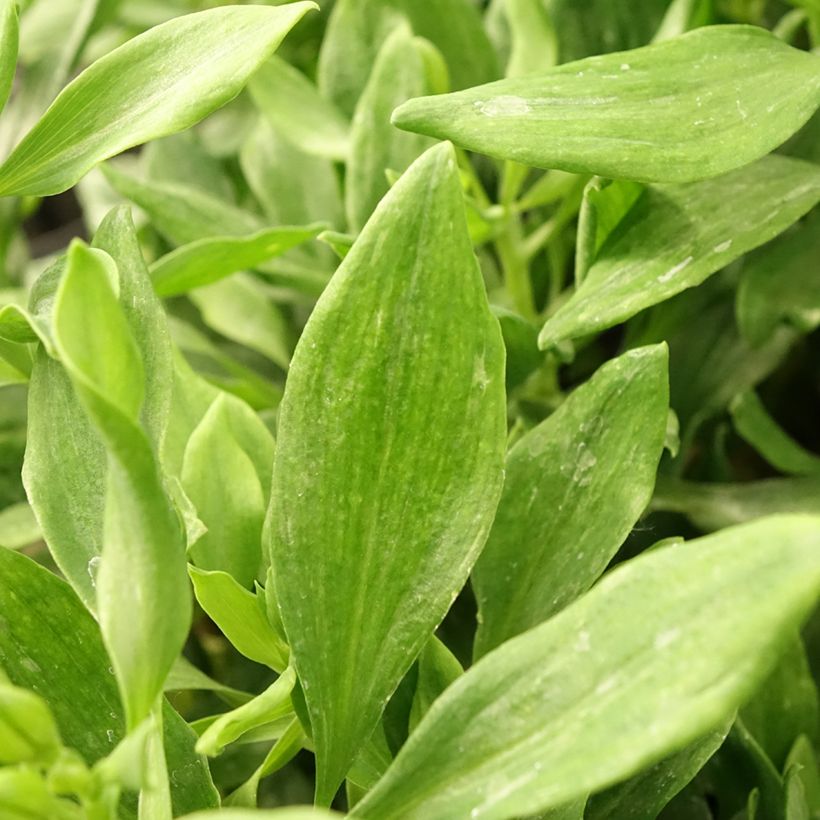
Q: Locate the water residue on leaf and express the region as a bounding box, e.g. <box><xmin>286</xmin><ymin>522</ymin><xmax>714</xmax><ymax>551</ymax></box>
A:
<box><xmin>474</xmin><ymin>96</ymin><xmax>532</xmax><ymax>117</ymax></box>
<box><xmin>87</xmin><ymin>555</ymin><xmax>102</xmax><ymax>587</ymax></box>
<box><xmin>658</xmin><ymin>255</ymin><xmax>694</xmax><ymax>283</ymax></box>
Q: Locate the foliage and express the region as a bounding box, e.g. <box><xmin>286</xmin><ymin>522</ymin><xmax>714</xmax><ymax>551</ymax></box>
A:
<box><xmin>0</xmin><ymin>0</ymin><xmax>819</xmax><ymax>818</ymax></box>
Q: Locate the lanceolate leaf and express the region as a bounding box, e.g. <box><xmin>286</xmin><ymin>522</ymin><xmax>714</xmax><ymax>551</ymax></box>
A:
<box><xmin>346</xmin><ymin>24</ymin><xmax>433</xmax><ymax>230</ymax></box>
<box><xmin>318</xmin><ymin>0</ymin><xmax>497</xmax><ymax>117</ymax></box>
<box><xmin>652</xmin><ymin>476</ymin><xmax>820</xmax><ymax>530</ymax></box>
<box><xmin>538</xmin><ymin>155</ymin><xmax>820</xmax><ymax>350</ymax></box>
<box><xmin>393</xmin><ymin>26</ymin><xmax>820</xmax><ymax>184</ymax></box>
<box><xmin>0</xmin><ymin>0</ymin><xmax>18</xmax><ymax>116</ymax></box>
<box><xmin>182</xmin><ymin>395</ymin><xmax>267</xmax><ymax>587</ymax></box>
<box><xmin>736</xmin><ymin>215</ymin><xmax>820</xmax><ymax>346</ymax></box>
<box><xmin>585</xmin><ymin>722</ymin><xmax>731</xmax><ymax>820</ymax></box>
<box><xmin>731</xmin><ymin>391</ymin><xmax>820</xmax><ymax>477</ymax></box>
<box><xmin>0</xmin><ymin>3</ymin><xmax>317</xmax><ymax>197</ymax></box>
<box><xmin>473</xmin><ymin>345</ymin><xmax>669</xmax><ymax>658</ymax></box>
<box><xmin>355</xmin><ymin>516</ymin><xmax>820</xmax><ymax>820</ymax></box>
<box><xmin>0</xmin><ymin>548</ymin><xmax>218</xmax><ymax>818</ymax></box>
<box><xmin>52</xmin><ymin>242</ymin><xmax>190</xmax><ymax>729</ymax></box>
<box><xmin>150</xmin><ymin>225</ymin><xmax>325</xmax><ymax>297</ymax></box>
<box><xmin>269</xmin><ymin>143</ymin><xmax>506</xmax><ymax>803</ymax></box>
<box><xmin>249</xmin><ymin>55</ymin><xmax>350</xmax><ymax>161</ymax></box>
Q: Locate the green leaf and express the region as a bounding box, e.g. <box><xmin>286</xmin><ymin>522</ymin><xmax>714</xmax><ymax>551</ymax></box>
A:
<box><xmin>196</xmin><ymin>667</ymin><xmax>296</xmax><ymax>757</ymax></box>
<box><xmin>189</xmin><ymin>274</ymin><xmax>293</xmax><ymax>371</ymax></box>
<box><xmin>103</xmin><ymin>163</ymin><xmax>330</xmax><ymax>298</ymax></box>
<box><xmin>240</xmin><ymin>120</ymin><xmax>344</xmax><ymax>238</ymax></box>
<box><xmin>182</xmin><ymin>396</ymin><xmax>267</xmax><ymax>586</ymax></box>
<box><xmin>394</xmin><ymin>26</ymin><xmax>820</xmax><ymax>184</ymax></box>
<box><xmin>346</xmin><ymin>24</ymin><xmax>433</xmax><ymax>230</ymax></box>
<box><xmin>151</xmin><ymin>225</ymin><xmax>325</xmax><ymax>298</ymax></box>
<box><xmin>408</xmin><ymin>639</ymin><xmax>463</xmax><ymax>733</ymax></box>
<box><xmin>547</xmin><ymin>0</ymin><xmax>671</xmax><ymax>62</ymax></box>
<box><xmin>53</xmin><ymin>241</ymin><xmax>190</xmax><ymax>729</ymax></box>
<box><xmin>504</xmin><ymin>0</ymin><xmax>557</xmax><ymax>78</ymax></box>
<box><xmin>249</xmin><ymin>55</ymin><xmax>350</xmax><ymax>161</ymax></box>
<box><xmin>23</xmin><ymin>208</ymin><xmax>174</xmax><ymax>610</ymax></box>
<box><xmin>741</xmin><ymin>637</ymin><xmax>819</xmax><ymax>769</ymax></box>
<box><xmin>165</xmin><ymin>657</ymin><xmax>252</xmax><ymax>709</ymax></box>
<box><xmin>0</xmin><ymin>3</ymin><xmax>317</xmax><ymax>197</ymax></box>
<box><xmin>785</xmin><ymin>736</ymin><xmax>820</xmax><ymax>812</ymax></box>
<box><xmin>92</xmin><ymin>206</ymin><xmax>175</xmax><ymax>452</ymax></box>
<box><xmin>585</xmin><ymin>722</ymin><xmax>731</xmax><ymax>820</ymax></box>
<box><xmin>0</xmin><ymin>501</ymin><xmax>41</xmax><ymax>550</ymax></box>
<box><xmin>0</xmin><ymin>766</ymin><xmax>80</xmax><ymax>820</ymax></box>
<box><xmin>318</xmin><ymin>0</ymin><xmax>497</xmax><ymax>117</ymax></box>
<box><xmin>0</xmin><ymin>0</ymin><xmax>18</xmax><ymax>117</ymax></box>
<box><xmin>179</xmin><ymin>809</ymin><xmax>341</xmax><ymax>819</ymax></box>
<box><xmin>23</xmin><ymin>347</ymin><xmax>105</xmax><ymax>609</ymax></box>
<box><xmin>539</xmin><ymin>155</ymin><xmax>820</xmax><ymax>350</ymax></box>
<box><xmin>652</xmin><ymin>476</ymin><xmax>820</xmax><ymax>530</ymax></box>
<box><xmin>355</xmin><ymin>515</ymin><xmax>820</xmax><ymax>820</ymax></box>
<box><xmin>626</xmin><ymin>276</ymin><xmax>796</xmax><ymax>440</ymax></box>
<box><xmin>736</xmin><ymin>215</ymin><xmax>820</xmax><ymax>346</ymax></box>
<box><xmin>0</xmin><ymin>681</ymin><xmax>62</xmax><ymax>765</ymax></box>
<box><xmin>473</xmin><ymin>345</ymin><xmax>668</xmax><ymax>657</ymax></box>
<box><xmin>731</xmin><ymin>391</ymin><xmax>820</xmax><ymax>477</ymax></box>
<box><xmin>0</xmin><ymin>548</ymin><xmax>219</xmax><ymax>817</ymax></box>
<box><xmin>269</xmin><ymin>143</ymin><xmax>506</xmax><ymax>803</ymax></box>
<box><xmin>189</xmin><ymin>566</ymin><xmax>289</xmax><ymax>672</ymax></box>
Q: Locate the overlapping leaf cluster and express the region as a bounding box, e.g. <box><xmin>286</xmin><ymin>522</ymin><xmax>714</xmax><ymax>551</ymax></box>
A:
<box><xmin>0</xmin><ymin>1</ymin><xmax>819</xmax><ymax>819</ymax></box>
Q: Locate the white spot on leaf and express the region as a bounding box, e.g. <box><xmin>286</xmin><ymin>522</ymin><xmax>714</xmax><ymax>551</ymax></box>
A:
<box><xmin>474</xmin><ymin>95</ymin><xmax>532</xmax><ymax>117</ymax></box>
<box><xmin>658</xmin><ymin>255</ymin><xmax>694</xmax><ymax>284</ymax></box>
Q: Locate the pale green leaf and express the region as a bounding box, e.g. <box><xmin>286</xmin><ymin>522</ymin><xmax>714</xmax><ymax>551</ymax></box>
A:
<box><xmin>151</xmin><ymin>225</ymin><xmax>325</xmax><ymax>298</ymax></box>
<box><xmin>346</xmin><ymin>24</ymin><xmax>433</xmax><ymax>230</ymax></box>
<box><xmin>165</xmin><ymin>657</ymin><xmax>252</xmax><ymax>709</ymax></box>
<box><xmin>249</xmin><ymin>55</ymin><xmax>350</xmax><ymax>161</ymax></box>
<box><xmin>53</xmin><ymin>241</ymin><xmax>190</xmax><ymax>729</ymax></box>
<box><xmin>179</xmin><ymin>809</ymin><xmax>341</xmax><ymax>819</ymax></box>
<box><xmin>539</xmin><ymin>155</ymin><xmax>820</xmax><ymax>350</ymax></box>
<box><xmin>652</xmin><ymin>476</ymin><xmax>820</xmax><ymax>530</ymax></box>
<box><xmin>731</xmin><ymin>391</ymin><xmax>820</xmax><ymax>477</ymax></box>
<box><xmin>196</xmin><ymin>667</ymin><xmax>296</xmax><ymax>757</ymax></box>
<box><xmin>189</xmin><ymin>274</ymin><xmax>293</xmax><ymax>371</ymax></box>
<box><xmin>103</xmin><ymin>163</ymin><xmax>330</xmax><ymax>298</ymax></box>
<box><xmin>0</xmin><ymin>501</ymin><xmax>40</xmax><ymax>550</ymax></box>
<box><xmin>318</xmin><ymin>0</ymin><xmax>497</xmax><ymax>117</ymax></box>
<box><xmin>473</xmin><ymin>345</ymin><xmax>669</xmax><ymax>657</ymax></box>
<box><xmin>189</xmin><ymin>566</ymin><xmax>289</xmax><ymax>672</ymax></box>
<box><xmin>182</xmin><ymin>396</ymin><xmax>266</xmax><ymax>586</ymax></box>
<box><xmin>504</xmin><ymin>0</ymin><xmax>557</xmax><ymax>78</ymax></box>
<box><xmin>736</xmin><ymin>215</ymin><xmax>820</xmax><ymax>346</ymax></box>
<box><xmin>393</xmin><ymin>26</ymin><xmax>820</xmax><ymax>184</ymax></box>
<box><xmin>355</xmin><ymin>515</ymin><xmax>820</xmax><ymax>820</ymax></box>
<box><xmin>0</xmin><ymin>548</ymin><xmax>219</xmax><ymax>817</ymax></box>
<box><xmin>0</xmin><ymin>681</ymin><xmax>62</xmax><ymax>765</ymax></box>
<box><xmin>0</xmin><ymin>0</ymin><xmax>18</xmax><ymax>117</ymax></box>
<box><xmin>0</xmin><ymin>3</ymin><xmax>318</xmax><ymax>196</ymax></box>
<box><xmin>269</xmin><ymin>143</ymin><xmax>506</xmax><ymax>803</ymax></box>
